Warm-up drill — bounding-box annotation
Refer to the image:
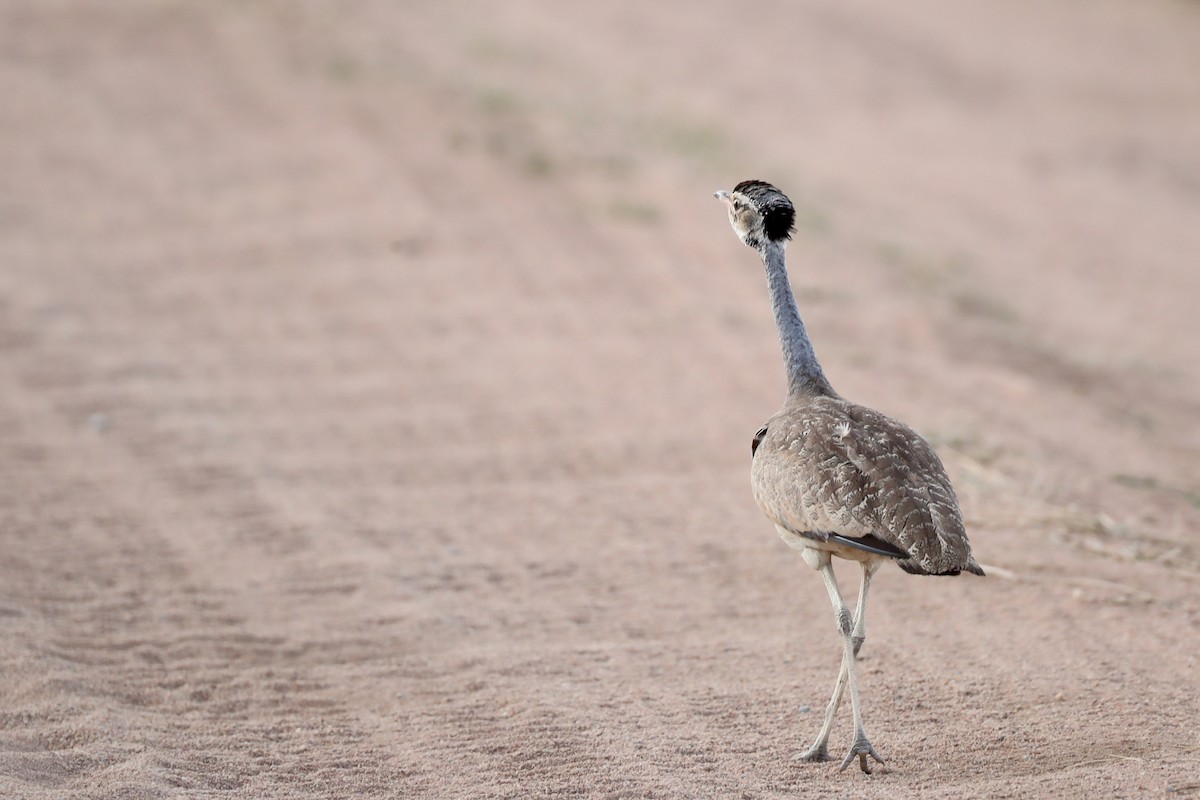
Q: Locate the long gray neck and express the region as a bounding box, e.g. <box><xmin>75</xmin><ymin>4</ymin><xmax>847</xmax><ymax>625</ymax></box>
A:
<box><xmin>760</xmin><ymin>240</ymin><xmax>834</xmax><ymax>397</ymax></box>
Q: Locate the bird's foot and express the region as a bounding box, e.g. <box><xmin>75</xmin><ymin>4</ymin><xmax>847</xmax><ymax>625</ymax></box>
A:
<box><xmin>793</xmin><ymin>742</ymin><xmax>832</xmax><ymax>763</ymax></box>
<box><xmin>838</xmin><ymin>735</ymin><xmax>884</xmax><ymax>774</ymax></box>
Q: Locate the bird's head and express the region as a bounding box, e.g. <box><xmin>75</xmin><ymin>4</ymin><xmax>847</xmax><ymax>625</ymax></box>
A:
<box><xmin>714</xmin><ymin>180</ymin><xmax>796</xmax><ymax>251</ymax></box>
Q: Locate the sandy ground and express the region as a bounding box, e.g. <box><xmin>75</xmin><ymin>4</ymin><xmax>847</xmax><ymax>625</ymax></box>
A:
<box><xmin>2</xmin><ymin>1</ymin><xmax>1199</xmax><ymax>797</ymax></box>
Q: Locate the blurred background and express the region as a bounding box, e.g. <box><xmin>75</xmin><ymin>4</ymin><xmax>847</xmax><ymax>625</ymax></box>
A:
<box><xmin>2</xmin><ymin>1</ymin><xmax>1198</xmax><ymax>797</ymax></box>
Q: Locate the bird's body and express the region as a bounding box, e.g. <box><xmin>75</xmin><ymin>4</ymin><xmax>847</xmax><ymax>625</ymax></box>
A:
<box><xmin>715</xmin><ymin>179</ymin><xmax>982</xmax><ymax>774</ymax></box>
<box><xmin>753</xmin><ymin>393</ymin><xmax>982</xmax><ymax>576</ymax></box>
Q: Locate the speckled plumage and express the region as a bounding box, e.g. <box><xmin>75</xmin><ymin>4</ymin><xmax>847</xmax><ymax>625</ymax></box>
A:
<box><xmin>752</xmin><ymin>394</ymin><xmax>984</xmax><ymax>576</ymax></box>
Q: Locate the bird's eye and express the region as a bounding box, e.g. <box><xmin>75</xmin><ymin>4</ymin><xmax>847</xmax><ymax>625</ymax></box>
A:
<box><xmin>732</xmin><ymin>200</ymin><xmax>744</xmax><ymax>211</ymax></box>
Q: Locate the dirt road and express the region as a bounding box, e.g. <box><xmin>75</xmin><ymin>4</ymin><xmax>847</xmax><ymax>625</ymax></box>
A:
<box><xmin>2</xmin><ymin>2</ymin><xmax>1198</xmax><ymax>797</ymax></box>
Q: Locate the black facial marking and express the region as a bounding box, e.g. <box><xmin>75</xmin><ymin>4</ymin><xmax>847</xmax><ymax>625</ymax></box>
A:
<box><xmin>733</xmin><ymin>179</ymin><xmax>796</xmax><ymax>242</ymax></box>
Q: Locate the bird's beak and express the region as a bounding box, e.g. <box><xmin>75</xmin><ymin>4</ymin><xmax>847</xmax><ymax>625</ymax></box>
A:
<box><xmin>714</xmin><ymin>189</ymin><xmax>732</xmax><ymax>206</ymax></box>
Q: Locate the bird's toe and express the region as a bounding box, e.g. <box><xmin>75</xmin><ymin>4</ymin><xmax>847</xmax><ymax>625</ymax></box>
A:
<box><xmin>794</xmin><ymin>743</ymin><xmax>832</xmax><ymax>763</ymax></box>
<box><xmin>837</xmin><ymin>736</ymin><xmax>885</xmax><ymax>774</ymax></box>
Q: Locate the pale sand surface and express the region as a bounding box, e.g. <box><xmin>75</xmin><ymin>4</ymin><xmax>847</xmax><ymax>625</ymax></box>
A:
<box><xmin>2</xmin><ymin>2</ymin><xmax>1199</xmax><ymax>797</ymax></box>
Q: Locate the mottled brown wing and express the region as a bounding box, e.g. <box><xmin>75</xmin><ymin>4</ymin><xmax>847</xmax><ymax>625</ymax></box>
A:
<box><xmin>751</xmin><ymin>396</ymin><xmax>981</xmax><ymax>575</ymax></box>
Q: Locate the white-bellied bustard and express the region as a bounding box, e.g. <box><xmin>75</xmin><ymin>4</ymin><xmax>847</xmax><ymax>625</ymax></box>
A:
<box><xmin>715</xmin><ymin>180</ymin><xmax>983</xmax><ymax>773</ymax></box>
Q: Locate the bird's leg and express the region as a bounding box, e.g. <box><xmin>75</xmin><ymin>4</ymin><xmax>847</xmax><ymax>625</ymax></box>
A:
<box><xmin>796</xmin><ymin>560</ymin><xmax>879</xmax><ymax>764</ymax></box>
<box><xmin>795</xmin><ymin>650</ymin><xmax>848</xmax><ymax>763</ymax></box>
<box><xmin>851</xmin><ymin>560</ymin><xmax>878</xmax><ymax>657</ymax></box>
<box><xmin>817</xmin><ymin>558</ymin><xmax>884</xmax><ymax>773</ymax></box>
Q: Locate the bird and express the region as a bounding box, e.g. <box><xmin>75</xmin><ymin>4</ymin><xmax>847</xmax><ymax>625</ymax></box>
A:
<box><xmin>714</xmin><ymin>180</ymin><xmax>983</xmax><ymax>774</ymax></box>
